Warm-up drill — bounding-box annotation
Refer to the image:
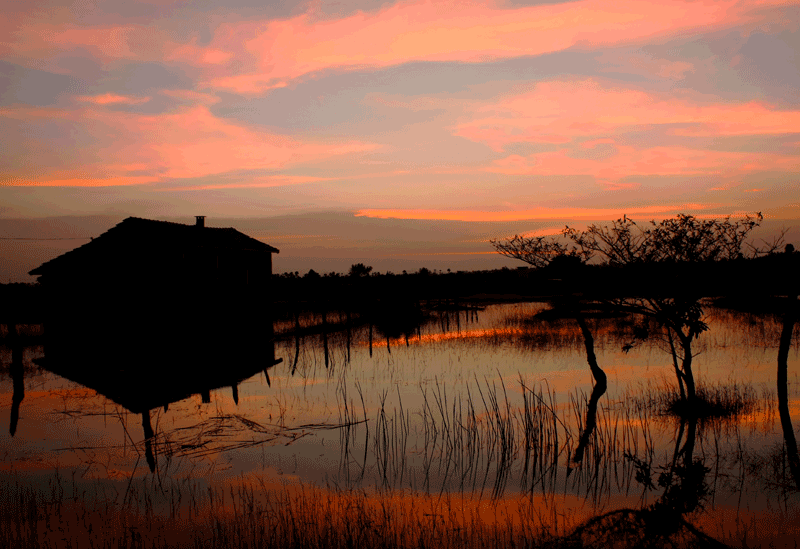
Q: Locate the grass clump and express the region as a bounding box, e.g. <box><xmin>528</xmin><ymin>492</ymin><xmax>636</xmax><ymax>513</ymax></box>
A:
<box><xmin>631</xmin><ymin>381</ymin><xmax>764</xmax><ymax>422</ymax></box>
<box><xmin>667</xmin><ymin>383</ymin><xmax>759</xmax><ymax>420</ymax></box>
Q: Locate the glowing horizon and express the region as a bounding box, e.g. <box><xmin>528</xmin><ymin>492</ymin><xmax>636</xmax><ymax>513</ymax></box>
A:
<box><xmin>356</xmin><ymin>203</ymin><xmax>722</xmax><ymax>222</ymax></box>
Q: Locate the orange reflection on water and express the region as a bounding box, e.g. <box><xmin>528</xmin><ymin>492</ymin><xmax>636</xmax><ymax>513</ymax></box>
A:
<box><xmin>208</xmin><ymin>479</ymin><xmax>632</xmax><ymax>538</ymax></box>
<box><xmin>201</xmin><ymin>478</ymin><xmax>792</xmax><ymax>547</ymax></box>
<box><xmin>362</xmin><ymin>327</ymin><xmax>527</xmax><ymax>349</ymax></box>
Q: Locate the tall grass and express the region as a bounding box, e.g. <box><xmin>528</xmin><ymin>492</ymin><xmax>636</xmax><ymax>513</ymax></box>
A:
<box><xmin>0</xmin><ymin>457</ymin><xmax>755</xmax><ymax>549</ymax></box>
<box><xmin>0</xmin><ymin>371</ymin><xmax>780</xmax><ymax>549</ymax></box>
<box><xmin>341</xmin><ymin>375</ymin><xmax>667</xmax><ymax>510</ymax></box>
<box><xmin>1</xmin><ymin>472</ymin><xmax>583</xmax><ymax>549</ymax></box>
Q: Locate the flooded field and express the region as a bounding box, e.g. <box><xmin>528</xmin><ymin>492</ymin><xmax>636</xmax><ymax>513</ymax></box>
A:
<box><xmin>1</xmin><ymin>301</ymin><xmax>799</xmax><ymax>547</ymax></box>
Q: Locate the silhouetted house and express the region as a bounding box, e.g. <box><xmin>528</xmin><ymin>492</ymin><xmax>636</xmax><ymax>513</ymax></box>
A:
<box><xmin>29</xmin><ymin>216</ymin><xmax>280</xmax><ymax>325</ymax></box>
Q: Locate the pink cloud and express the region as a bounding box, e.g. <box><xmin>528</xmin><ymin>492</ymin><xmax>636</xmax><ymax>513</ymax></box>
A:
<box><xmin>454</xmin><ymin>79</ymin><xmax>800</xmax><ymax>151</ymax></box>
<box><xmin>709</xmin><ymin>182</ymin><xmax>744</xmax><ymax>191</ymax></box>
<box><xmin>114</xmin><ymin>106</ymin><xmax>379</xmax><ymax>180</ymax></box>
<box><xmin>196</xmin><ymin>0</ymin><xmax>790</xmax><ymax>94</ymax></box>
<box><xmin>203</xmin><ymin>75</ymin><xmax>290</xmax><ymax>95</ymax></box>
<box><xmin>166</xmin><ymin>39</ymin><xmax>235</xmax><ymax>66</ymax></box>
<box><xmin>486</xmin><ymin>145</ymin><xmax>800</xmax><ymax>182</ymax></box>
<box><xmin>3</xmin><ymin>0</ymin><xmax>792</xmax><ymax>87</ymax></box>
<box><xmin>4</xmin><ymin>175</ymin><xmax>160</xmax><ymax>187</ymax></box>
<box><xmin>163</xmin><ymin>175</ymin><xmax>339</xmax><ymax>191</ymax></box>
<box><xmin>0</xmin><ymin>103</ymin><xmax>379</xmax><ymax>186</ymax></box>
<box><xmin>77</xmin><ymin>93</ymin><xmax>151</xmax><ymax>106</ymax></box>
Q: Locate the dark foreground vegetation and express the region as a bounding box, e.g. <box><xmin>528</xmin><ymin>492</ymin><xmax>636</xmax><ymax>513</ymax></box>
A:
<box><xmin>0</xmin><ymin>473</ymin><xmax>731</xmax><ymax>549</ymax></box>
<box><xmin>2</xmin><ymin>213</ymin><xmax>799</xmax><ymax>548</ymax></box>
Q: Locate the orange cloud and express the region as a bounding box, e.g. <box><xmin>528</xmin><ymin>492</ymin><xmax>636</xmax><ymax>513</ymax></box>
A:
<box><xmin>163</xmin><ymin>175</ymin><xmax>339</xmax><ymax>191</ymax></box>
<box><xmin>4</xmin><ymin>0</ymin><xmax>793</xmax><ymax>87</ymax></box>
<box><xmin>123</xmin><ymin>105</ymin><xmax>378</xmax><ymax>179</ymax></box>
<box><xmin>77</xmin><ymin>93</ymin><xmax>151</xmax><ymax>106</ymax></box>
<box><xmin>454</xmin><ymin>79</ymin><xmax>800</xmax><ymax>151</ymax></box>
<box><xmin>3</xmin><ymin>174</ymin><xmax>160</xmax><ymax>187</ymax></box>
<box><xmin>196</xmin><ymin>0</ymin><xmax>789</xmax><ymax>94</ymax></box>
<box><xmin>486</xmin><ymin>145</ymin><xmax>800</xmax><ymax>182</ymax></box>
<box><xmin>166</xmin><ymin>39</ymin><xmax>234</xmax><ymax>66</ymax></box>
<box><xmin>0</xmin><ymin>103</ymin><xmax>379</xmax><ymax>186</ymax></box>
<box><xmin>356</xmin><ymin>204</ymin><xmax>718</xmax><ymax>222</ymax></box>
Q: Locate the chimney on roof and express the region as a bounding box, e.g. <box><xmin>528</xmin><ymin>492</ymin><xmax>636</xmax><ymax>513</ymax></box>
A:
<box><xmin>195</xmin><ymin>216</ymin><xmax>206</xmax><ymax>228</ymax></box>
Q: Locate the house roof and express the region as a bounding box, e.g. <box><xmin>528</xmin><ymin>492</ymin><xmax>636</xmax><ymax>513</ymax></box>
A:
<box><xmin>29</xmin><ymin>216</ymin><xmax>279</xmax><ymax>276</ymax></box>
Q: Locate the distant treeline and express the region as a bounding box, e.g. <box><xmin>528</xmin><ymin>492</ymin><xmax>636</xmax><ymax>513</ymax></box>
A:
<box><xmin>3</xmin><ymin>252</ymin><xmax>796</xmax><ymax>327</ymax></box>
<box><xmin>272</xmin><ymin>252</ymin><xmax>798</xmax><ymax>305</ymax></box>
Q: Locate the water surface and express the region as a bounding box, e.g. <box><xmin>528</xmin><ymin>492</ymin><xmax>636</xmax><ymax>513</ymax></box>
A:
<box><xmin>1</xmin><ymin>302</ymin><xmax>799</xmax><ymax>545</ymax></box>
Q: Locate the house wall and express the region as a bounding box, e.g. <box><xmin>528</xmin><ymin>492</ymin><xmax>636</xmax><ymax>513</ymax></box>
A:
<box><xmin>37</xmin><ymin>249</ymin><xmax>276</xmax><ymax>327</ymax></box>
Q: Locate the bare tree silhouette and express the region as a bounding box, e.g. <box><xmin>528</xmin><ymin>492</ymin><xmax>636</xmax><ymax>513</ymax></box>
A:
<box><xmin>492</xmin><ymin>213</ymin><xmax>777</xmax><ymax>409</ymax></box>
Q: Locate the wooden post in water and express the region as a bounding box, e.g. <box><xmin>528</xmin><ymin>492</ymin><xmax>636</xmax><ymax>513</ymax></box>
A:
<box><xmin>141</xmin><ymin>410</ymin><xmax>156</xmax><ymax>473</ymax></box>
<box><xmin>346</xmin><ymin>309</ymin><xmax>352</xmax><ymax>364</ymax></box>
<box><xmin>292</xmin><ymin>308</ymin><xmax>301</xmax><ymax>375</ymax></box>
<box><xmin>322</xmin><ymin>309</ymin><xmax>329</xmax><ymax>368</ymax></box>
<box><xmin>10</xmin><ymin>323</ymin><xmax>24</xmax><ymax>437</ymax></box>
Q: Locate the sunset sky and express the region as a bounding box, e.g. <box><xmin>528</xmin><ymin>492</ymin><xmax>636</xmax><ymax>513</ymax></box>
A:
<box><xmin>1</xmin><ymin>0</ymin><xmax>799</xmax><ymax>279</ymax></box>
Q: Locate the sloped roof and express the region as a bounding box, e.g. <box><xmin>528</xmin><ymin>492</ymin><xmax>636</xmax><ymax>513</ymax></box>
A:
<box><xmin>29</xmin><ymin>217</ymin><xmax>279</xmax><ymax>276</ymax></box>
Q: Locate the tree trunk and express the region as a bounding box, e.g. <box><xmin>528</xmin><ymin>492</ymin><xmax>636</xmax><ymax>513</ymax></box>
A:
<box><xmin>570</xmin><ymin>313</ymin><xmax>608</xmax><ymax>468</ymax></box>
<box><xmin>677</xmin><ymin>331</ymin><xmax>696</xmax><ymax>406</ymax></box>
<box><xmin>571</xmin><ymin>379</ymin><xmax>606</xmax><ymax>466</ymax></box>
<box><xmin>575</xmin><ymin>314</ymin><xmax>607</xmax><ymax>388</ymax></box>
<box><xmin>666</xmin><ymin>326</ymin><xmax>686</xmax><ymax>401</ymax></box>
<box><xmin>778</xmin><ymin>295</ymin><xmax>800</xmax><ymax>489</ymax></box>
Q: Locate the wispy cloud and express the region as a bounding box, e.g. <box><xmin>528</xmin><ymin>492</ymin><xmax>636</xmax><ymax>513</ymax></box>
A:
<box><xmin>77</xmin><ymin>93</ymin><xmax>151</xmax><ymax>106</ymax></box>
<box><xmin>161</xmin><ymin>175</ymin><xmax>339</xmax><ymax>191</ymax></box>
<box><xmin>454</xmin><ymin>78</ymin><xmax>800</xmax><ymax>151</ymax></box>
<box><xmin>0</xmin><ymin>102</ymin><xmax>379</xmax><ymax>186</ymax></box>
<box><xmin>356</xmin><ymin>204</ymin><xmax>720</xmax><ymax>222</ymax></box>
<box><xmin>486</xmin><ymin>145</ymin><xmax>800</xmax><ymax>181</ymax></box>
<box><xmin>3</xmin><ymin>175</ymin><xmax>160</xmax><ymax>187</ymax></box>
<box><xmin>194</xmin><ymin>0</ymin><xmax>787</xmax><ymax>94</ymax></box>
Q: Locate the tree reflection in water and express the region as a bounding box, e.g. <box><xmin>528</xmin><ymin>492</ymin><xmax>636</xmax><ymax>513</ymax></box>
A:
<box><xmin>568</xmin><ymin>310</ymin><xmax>608</xmax><ymax>471</ymax></box>
<box><xmin>568</xmin><ymin>413</ymin><xmax>728</xmax><ymax>548</ymax></box>
<box><xmin>777</xmin><ymin>293</ymin><xmax>800</xmax><ymax>489</ymax></box>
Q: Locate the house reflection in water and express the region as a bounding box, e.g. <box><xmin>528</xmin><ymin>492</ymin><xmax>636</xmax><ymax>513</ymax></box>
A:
<box><xmin>34</xmin><ymin>325</ymin><xmax>282</xmax><ymax>472</ymax></box>
<box><xmin>23</xmin><ymin>215</ymin><xmax>283</xmax><ymax>472</ymax></box>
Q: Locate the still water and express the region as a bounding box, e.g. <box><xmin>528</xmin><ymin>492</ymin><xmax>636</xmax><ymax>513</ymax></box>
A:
<box><xmin>1</xmin><ymin>301</ymin><xmax>799</xmax><ymax>545</ymax></box>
